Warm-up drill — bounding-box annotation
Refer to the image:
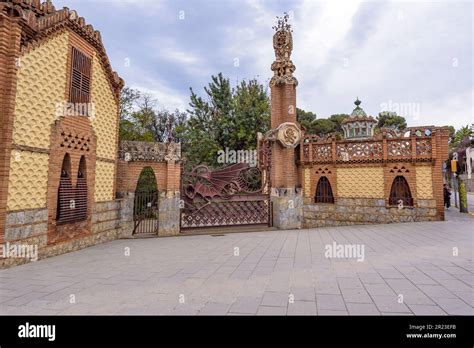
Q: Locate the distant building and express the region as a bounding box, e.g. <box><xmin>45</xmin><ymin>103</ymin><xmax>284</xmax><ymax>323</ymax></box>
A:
<box><xmin>341</xmin><ymin>98</ymin><xmax>377</xmax><ymax>139</ymax></box>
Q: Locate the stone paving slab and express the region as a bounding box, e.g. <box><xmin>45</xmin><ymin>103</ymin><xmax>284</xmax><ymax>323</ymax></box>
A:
<box><xmin>0</xmin><ymin>216</ymin><xmax>472</xmax><ymax>316</ymax></box>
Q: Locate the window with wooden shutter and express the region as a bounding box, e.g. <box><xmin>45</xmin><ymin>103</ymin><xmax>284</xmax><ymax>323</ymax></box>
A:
<box><xmin>69</xmin><ymin>47</ymin><xmax>92</xmax><ymax>108</ymax></box>
<box><xmin>56</xmin><ymin>154</ymin><xmax>88</xmax><ymax>224</ymax></box>
<box><xmin>315</xmin><ymin>176</ymin><xmax>335</xmax><ymax>204</ymax></box>
<box><xmin>389</xmin><ymin>176</ymin><xmax>413</xmax><ymax>207</ymax></box>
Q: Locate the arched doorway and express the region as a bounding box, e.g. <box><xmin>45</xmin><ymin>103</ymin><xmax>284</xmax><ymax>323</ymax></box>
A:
<box><xmin>389</xmin><ymin>176</ymin><xmax>413</xmax><ymax>207</ymax></box>
<box><xmin>315</xmin><ymin>176</ymin><xmax>335</xmax><ymax>203</ymax></box>
<box><xmin>133</xmin><ymin>167</ymin><xmax>159</xmax><ymax>235</ymax></box>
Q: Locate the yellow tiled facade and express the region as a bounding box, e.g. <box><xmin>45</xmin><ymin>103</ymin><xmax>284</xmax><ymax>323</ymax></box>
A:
<box><xmin>95</xmin><ymin>161</ymin><xmax>115</xmax><ymax>202</ymax></box>
<box><xmin>7</xmin><ymin>151</ymin><xmax>49</xmax><ymax>210</ymax></box>
<box><xmin>91</xmin><ymin>55</ymin><xmax>119</xmax><ymax>161</ymax></box>
<box><xmin>337</xmin><ymin>167</ymin><xmax>384</xmax><ymax>198</ymax></box>
<box><xmin>12</xmin><ymin>31</ymin><xmax>69</xmax><ymax>149</ymax></box>
<box><xmin>304</xmin><ymin>168</ymin><xmax>311</xmax><ymax>198</ymax></box>
<box><xmin>416</xmin><ymin>166</ymin><xmax>434</xmax><ymax>199</ymax></box>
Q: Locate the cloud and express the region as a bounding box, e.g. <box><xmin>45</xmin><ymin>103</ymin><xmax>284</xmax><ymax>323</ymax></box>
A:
<box><xmin>54</xmin><ymin>0</ymin><xmax>472</xmax><ymax>129</ymax></box>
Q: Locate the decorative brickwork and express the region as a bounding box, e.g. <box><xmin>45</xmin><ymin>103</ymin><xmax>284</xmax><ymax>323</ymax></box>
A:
<box><xmin>383</xmin><ymin>163</ymin><xmax>417</xmax><ymax>206</ymax></box>
<box><xmin>46</xmin><ymin>116</ymin><xmax>97</xmax><ymax>245</ymax></box>
<box><xmin>0</xmin><ymin>12</ymin><xmax>23</xmax><ymax>242</ymax></box>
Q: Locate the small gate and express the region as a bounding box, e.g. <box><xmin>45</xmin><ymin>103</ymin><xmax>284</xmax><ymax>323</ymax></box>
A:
<box><xmin>133</xmin><ymin>189</ymin><xmax>159</xmax><ymax>235</ymax></box>
<box><xmin>180</xmin><ymin>140</ymin><xmax>272</xmax><ymax>230</ymax></box>
<box><xmin>133</xmin><ymin>166</ymin><xmax>159</xmax><ymax>235</ymax></box>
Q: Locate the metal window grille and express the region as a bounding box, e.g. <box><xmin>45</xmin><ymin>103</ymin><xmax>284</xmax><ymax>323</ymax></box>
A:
<box><xmin>56</xmin><ymin>159</ymin><xmax>88</xmax><ymax>224</ymax></box>
<box><xmin>389</xmin><ymin>176</ymin><xmax>413</xmax><ymax>206</ymax></box>
<box><xmin>315</xmin><ymin>176</ymin><xmax>334</xmax><ymax>203</ymax></box>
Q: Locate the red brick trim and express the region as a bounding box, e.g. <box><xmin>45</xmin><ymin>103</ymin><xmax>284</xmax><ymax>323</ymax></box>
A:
<box><xmin>46</xmin><ymin>116</ymin><xmax>97</xmax><ymax>245</ymax></box>
<box><xmin>0</xmin><ymin>15</ymin><xmax>22</xmax><ymax>243</ymax></box>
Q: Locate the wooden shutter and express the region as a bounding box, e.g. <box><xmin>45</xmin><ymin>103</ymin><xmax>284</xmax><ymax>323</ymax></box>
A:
<box><xmin>69</xmin><ymin>47</ymin><xmax>92</xmax><ymax>105</ymax></box>
<box><xmin>389</xmin><ymin>176</ymin><xmax>413</xmax><ymax>206</ymax></box>
<box><xmin>315</xmin><ymin>176</ymin><xmax>335</xmax><ymax>204</ymax></box>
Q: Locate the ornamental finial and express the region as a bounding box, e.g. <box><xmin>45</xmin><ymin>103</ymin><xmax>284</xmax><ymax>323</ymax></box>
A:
<box><xmin>272</xmin><ymin>12</ymin><xmax>292</xmax><ymax>33</ymax></box>
<box><xmin>270</xmin><ymin>13</ymin><xmax>297</xmax><ymax>87</ymax></box>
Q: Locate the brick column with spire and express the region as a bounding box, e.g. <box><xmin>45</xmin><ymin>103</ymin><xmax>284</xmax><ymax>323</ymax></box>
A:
<box><xmin>268</xmin><ymin>14</ymin><xmax>302</xmax><ymax>229</ymax></box>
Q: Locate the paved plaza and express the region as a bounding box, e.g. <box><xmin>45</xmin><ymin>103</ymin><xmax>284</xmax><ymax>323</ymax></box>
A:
<box><xmin>0</xmin><ymin>207</ymin><xmax>473</xmax><ymax>316</ymax></box>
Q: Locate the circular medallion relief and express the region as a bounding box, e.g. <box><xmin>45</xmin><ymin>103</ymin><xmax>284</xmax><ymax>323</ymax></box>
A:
<box><xmin>276</xmin><ymin>122</ymin><xmax>301</xmax><ymax>148</ymax></box>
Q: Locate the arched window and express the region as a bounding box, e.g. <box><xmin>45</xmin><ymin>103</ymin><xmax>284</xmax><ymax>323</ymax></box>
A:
<box><xmin>56</xmin><ymin>154</ymin><xmax>73</xmax><ymax>222</ymax></box>
<box><xmin>75</xmin><ymin>156</ymin><xmax>87</xmax><ymax>221</ymax></box>
<box><xmin>56</xmin><ymin>155</ymin><xmax>88</xmax><ymax>224</ymax></box>
<box><xmin>389</xmin><ymin>176</ymin><xmax>413</xmax><ymax>206</ymax></box>
<box><xmin>315</xmin><ymin>176</ymin><xmax>334</xmax><ymax>203</ymax></box>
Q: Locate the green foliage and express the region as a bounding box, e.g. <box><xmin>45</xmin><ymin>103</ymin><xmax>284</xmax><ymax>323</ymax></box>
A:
<box><xmin>298</xmin><ymin>110</ymin><xmax>348</xmax><ymax>137</ymax></box>
<box><xmin>445</xmin><ymin>125</ymin><xmax>456</xmax><ymax>141</ymax></box>
<box><xmin>311</xmin><ymin>119</ymin><xmax>336</xmax><ymax>135</ymax></box>
<box><xmin>328</xmin><ymin>114</ymin><xmax>349</xmax><ymax>133</ymax></box>
<box><xmin>450</xmin><ymin>125</ymin><xmax>473</xmax><ymax>149</ymax></box>
<box><xmin>185</xmin><ymin>73</ymin><xmax>270</xmax><ymax>168</ymax></box>
<box><xmin>136</xmin><ymin>166</ymin><xmax>158</xmax><ymax>192</ymax></box>
<box><xmin>376</xmin><ymin>111</ymin><xmax>407</xmax><ymax>130</ymax></box>
<box><xmin>458</xmin><ymin>179</ymin><xmax>468</xmax><ymax>213</ymax></box>
<box><xmin>297</xmin><ymin>108</ymin><xmax>316</xmax><ymax>132</ymax></box>
<box><xmin>119</xmin><ymin>89</ymin><xmax>187</xmax><ymax>143</ymax></box>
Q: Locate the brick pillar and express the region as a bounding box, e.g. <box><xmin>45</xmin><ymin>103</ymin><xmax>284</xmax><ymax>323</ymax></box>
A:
<box><xmin>158</xmin><ymin>160</ymin><xmax>181</xmax><ymax>236</ymax></box>
<box><xmin>268</xmin><ymin>16</ymin><xmax>302</xmax><ymax>230</ymax></box>
<box><xmin>270</xmin><ymin>83</ymin><xmax>298</xmax><ymax>188</ymax></box>
<box><xmin>0</xmin><ymin>16</ymin><xmax>22</xmax><ymax>243</ymax></box>
<box><xmin>269</xmin><ymin>82</ymin><xmax>302</xmax><ymax>230</ymax></box>
<box><xmin>432</xmin><ymin>128</ymin><xmax>450</xmax><ymax>220</ymax></box>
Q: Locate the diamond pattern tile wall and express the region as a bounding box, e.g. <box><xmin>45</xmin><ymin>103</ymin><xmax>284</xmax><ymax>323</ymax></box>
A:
<box><xmin>12</xmin><ymin>32</ymin><xmax>69</xmax><ymax>149</ymax></box>
<box><xmin>336</xmin><ymin>167</ymin><xmax>384</xmax><ymax>198</ymax></box>
<box><xmin>94</xmin><ymin>161</ymin><xmax>115</xmax><ymax>202</ymax></box>
<box><xmin>7</xmin><ymin>151</ymin><xmax>49</xmax><ymax>210</ymax></box>
<box><xmin>91</xmin><ymin>54</ymin><xmax>119</xmax><ymax>161</ymax></box>
<box><xmin>416</xmin><ymin>166</ymin><xmax>433</xmax><ymax>199</ymax></box>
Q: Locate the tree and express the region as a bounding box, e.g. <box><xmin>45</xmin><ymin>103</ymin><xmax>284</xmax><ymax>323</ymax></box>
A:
<box><xmin>445</xmin><ymin>125</ymin><xmax>456</xmax><ymax>143</ymax></box>
<box><xmin>185</xmin><ymin>73</ymin><xmax>270</xmax><ymax>167</ymax></box>
<box><xmin>450</xmin><ymin>125</ymin><xmax>474</xmax><ymax>152</ymax></box>
<box><xmin>297</xmin><ymin>108</ymin><xmax>316</xmax><ymax>131</ymax></box>
<box><xmin>311</xmin><ymin>119</ymin><xmax>336</xmax><ymax>136</ymax></box>
<box><xmin>232</xmin><ymin>79</ymin><xmax>270</xmax><ymax>150</ymax></box>
<box><xmin>328</xmin><ymin>114</ymin><xmax>349</xmax><ymax>134</ymax></box>
<box><xmin>119</xmin><ymin>88</ymin><xmax>187</xmax><ymax>143</ymax></box>
<box><xmin>376</xmin><ymin>111</ymin><xmax>407</xmax><ymax>130</ymax></box>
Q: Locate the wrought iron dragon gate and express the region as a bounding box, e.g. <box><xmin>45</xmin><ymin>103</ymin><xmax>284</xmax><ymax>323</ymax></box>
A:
<box><xmin>180</xmin><ymin>140</ymin><xmax>272</xmax><ymax>230</ymax></box>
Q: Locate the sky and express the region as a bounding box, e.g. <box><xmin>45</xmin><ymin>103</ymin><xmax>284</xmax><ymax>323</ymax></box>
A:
<box><xmin>54</xmin><ymin>0</ymin><xmax>473</xmax><ymax>129</ymax></box>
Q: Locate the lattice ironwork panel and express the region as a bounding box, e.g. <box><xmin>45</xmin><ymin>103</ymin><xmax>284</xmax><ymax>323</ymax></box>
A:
<box><xmin>181</xmin><ymin>200</ymin><xmax>270</xmax><ymax>228</ymax></box>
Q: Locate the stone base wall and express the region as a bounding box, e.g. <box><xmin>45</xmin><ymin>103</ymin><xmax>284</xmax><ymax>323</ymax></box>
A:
<box><xmin>5</xmin><ymin>208</ymin><xmax>48</xmax><ymax>243</ymax></box>
<box><xmin>117</xmin><ymin>190</ymin><xmax>181</xmax><ymax>238</ymax></box>
<box><xmin>303</xmin><ymin>198</ymin><xmax>439</xmax><ymax>228</ymax></box>
<box><xmin>271</xmin><ymin>188</ymin><xmax>303</xmax><ymax>230</ymax></box>
<box><xmin>0</xmin><ymin>200</ymin><xmax>121</xmax><ymax>269</ymax></box>
<box><xmin>158</xmin><ymin>191</ymin><xmax>180</xmax><ymax>236</ymax></box>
